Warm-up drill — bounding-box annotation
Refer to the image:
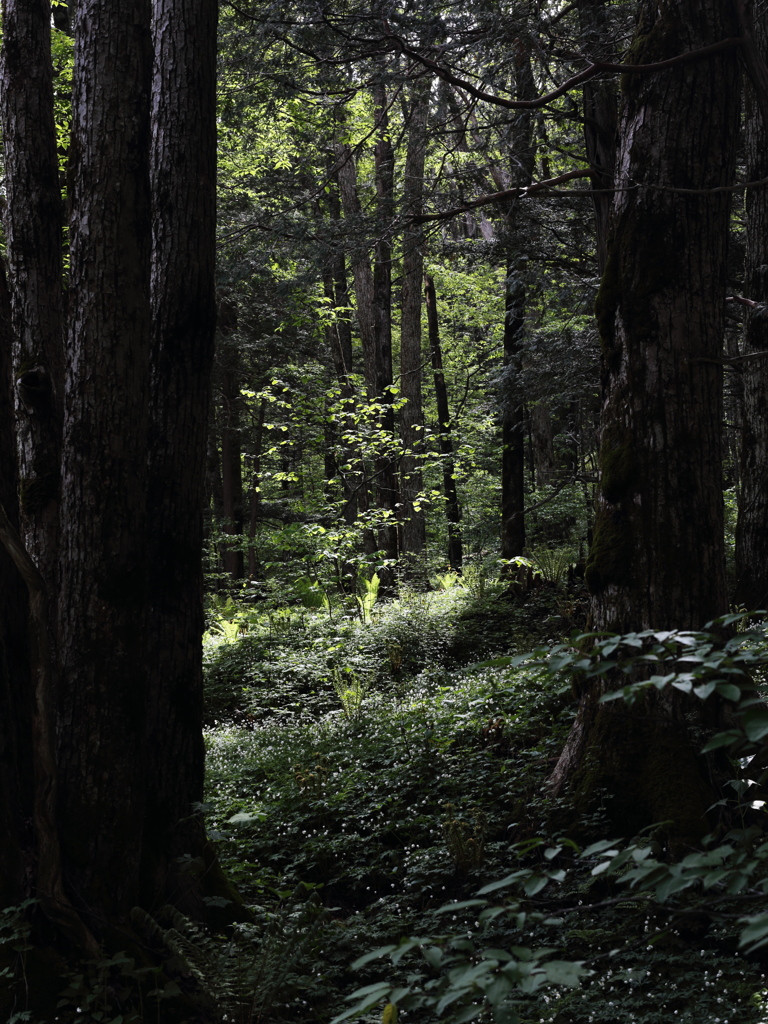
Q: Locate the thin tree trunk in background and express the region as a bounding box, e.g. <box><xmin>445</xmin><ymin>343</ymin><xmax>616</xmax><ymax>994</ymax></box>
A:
<box><xmin>577</xmin><ymin>0</ymin><xmax>618</xmax><ymax>275</ymax></box>
<box><xmin>334</xmin><ymin>144</ymin><xmax>382</xmax><ymax>553</ymax></box>
<box><xmin>335</xmin><ymin>144</ymin><xmax>377</xmax><ymax>387</ymax></box>
<box><xmin>0</xmin><ymin>0</ymin><xmax>64</xmax><ymax>603</ymax></box>
<box><xmin>57</xmin><ymin>0</ymin><xmax>153</xmax><ymax>917</ymax></box>
<box><xmin>553</xmin><ymin>0</ymin><xmax>739</xmax><ymax>843</ymax></box>
<box><xmin>218</xmin><ymin>295</ymin><xmax>245</xmax><ymax>582</ymax></box>
<box><xmin>371</xmin><ymin>80</ymin><xmax>399</xmax><ymax>572</ymax></box>
<box><xmin>143</xmin><ymin>0</ymin><xmax>218</xmax><ymax>911</ymax></box>
<box><xmin>735</xmin><ymin>5</ymin><xmax>768</xmax><ymax>611</ymax></box>
<box><xmin>499</xmin><ymin>45</ymin><xmax>535</xmax><ymax>563</ymax></box>
<box><xmin>247</xmin><ymin>398</ymin><xmax>266</xmax><ymax>578</ymax></box>
<box><xmin>400</xmin><ymin>79</ymin><xmax>430</xmax><ymax>570</ymax></box>
<box><xmin>322</xmin><ymin>224</ymin><xmax>360</xmax><ymax>524</ymax></box>
<box><xmin>530</xmin><ymin>403</ymin><xmax>555</xmax><ymax>488</ymax></box>
<box><xmin>425</xmin><ymin>274</ymin><xmax>462</xmax><ymax>570</ymax></box>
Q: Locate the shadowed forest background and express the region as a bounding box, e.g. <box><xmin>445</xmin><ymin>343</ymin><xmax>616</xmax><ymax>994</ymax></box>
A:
<box><xmin>5</xmin><ymin>0</ymin><xmax>768</xmax><ymax>1021</ymax></box>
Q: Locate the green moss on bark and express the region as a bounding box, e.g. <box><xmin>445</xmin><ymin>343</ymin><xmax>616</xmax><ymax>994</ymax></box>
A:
<box><xmin>600</xmin><ymin>428</ymin><xmax>635</xmax><ymax>503</ymax></box>
<box><xmin>566</xmin><ymin>701</ymin><xmax>714</xmax><ymax>849</ymax></box>
<box><xmin>585</xmin><ymin>505</ymin><xmax>633</xmax><ymax>594</ymax></box>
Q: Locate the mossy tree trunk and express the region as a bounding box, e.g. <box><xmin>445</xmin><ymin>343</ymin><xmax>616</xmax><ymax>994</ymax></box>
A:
<box><xmin>735</xmin><ymin>6</ymin><xmax>768</xmax><ymax>611</ymax></box>
<box><xmin>552</xmin><ymin>0</ymin><xmax>740</xmax><ymax>841</ymax></box>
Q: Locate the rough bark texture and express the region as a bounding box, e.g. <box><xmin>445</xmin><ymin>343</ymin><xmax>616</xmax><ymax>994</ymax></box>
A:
<box><xmin>57</xmin><ymin>0</ymin><xmax>154</xmax><ymax>918</ymax></box>
<box><xmin>144</xmin><ymin>0</ymin><xmax>218</xmax><ymax>909</ymax></box>
<box><xmin>500</xmin><ymin>47</ymin><xmax>535</xmax><ymax>562</ymax></box>
<box><xmin>735</xmin><ymin>6</ymin><xmax>768</xmax><ymax>611</ymax></box>
<box><xmin>553</xmin><ymin>0</ymin><xmax>740</xmax><ymax>842</ymax></box>
<box><xmin>0</xmin><ymin>0</ymin><xmax>64</xmax><ymax>597</ymax></box>
<box><xmin>586</xmin><ymin>2</ymin><xmax>736</xmax><ymax>633</ymax></box>
<box><xmin>425</xmin><ymin>274</ymin><xmax>463</xmax><ymax>570</ymax></box>
<box><xmin>0</xmin><ymin>264</ymin><xmax>32</xmax><ymax>911</ymax></box>
<box><xmin>399</xmin><ymin>80</ymin><xmax>430</xmax><ymax>567</ymax></box>
<box><xmin>577</xmin><ymin>0</ymin><xmax>618</xmax><ymax>274</ymax></box>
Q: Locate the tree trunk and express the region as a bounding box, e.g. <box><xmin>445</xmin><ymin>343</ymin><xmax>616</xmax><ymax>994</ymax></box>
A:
<box><xmin>0</xmin><ymin>0</ymin><xmax>64</xmax><ymax>601</ymax></box>
<box><xmin>57</xmin><ymin>0</ymin><xmax>154</xmax><ymax>918</ymax></box>
<box><xmin>577</xmin><ymin>0</ymin><xmax>618</xmax><ymax>275</ymax></box>
<box><xmin>335</xmin><ymin>144</ymin><xmax>377</xmax><ymax>387</ymax></box>
<box><xmin>143</xmin><ymin>0</ymin><xmax>218</xmax><ymax>911</ymax></box>
<box><xmin>335</xmin><ymin>135</ymin><xmax>396</xmax><ymax>565</ymax></box>
<box><xmin>735</xmin><ymin>6</ymin><xmax>768</xmax><ymax>611</ymax></box>
<box><xmin>247</xmin><ymin>398</ymin><xmax>267</xmax><ymax>579</ymax></box>
<box><xmin>218</xmin><ymin>299</ymin><xmax>245</xmax><ymax>582</ymax></box>
<box><xmin>500</xmin><ymin>46</ymin><xmax>535</xmax><ymax>563</ymax></box>
<box><xmin>371</xmin><ymin>81</ymin><xmax>399</xmax><ymax>571</ymax></box>
<box><xmin>530</xmin><ymin>403</ymin><xmax>555</xmax><ymax>489</ymax></box>
<box><xmin>0</xmin><ymin>263</ymin><xmax>33</xmax><ymax>912</ymax></box>
<box><xmin>425</xmin><ymin>274</ymin><xmax>462</xmax><ymax>570</ymax></box>
<box><xmin>553</xmin><ymin>0</ymin><xmax>740</xmax><ymax>842</ymax></box>
<box><xmin>399</xmin><ymin>80</ymin><xmax>430</xmax><ymax>569</ymax></box>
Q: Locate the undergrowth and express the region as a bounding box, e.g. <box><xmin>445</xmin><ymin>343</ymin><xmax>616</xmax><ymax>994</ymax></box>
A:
<box><xmin>196</xmin><ymin>588</ymin><xmax>768</xmax><ymax>1023</ymax></box>
<box><xmin>7</xmin><ymin>584</ymin><xmax>768</xmax><ymax>1021</ymax></box>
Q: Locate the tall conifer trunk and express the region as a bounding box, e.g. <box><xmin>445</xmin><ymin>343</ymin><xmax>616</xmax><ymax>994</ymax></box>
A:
<box><xmin>0</xmin><ymin>0</ymin><xmax>64</xmax><ymax>625</ymax></box>
<box><xmin>552</xmin><ymin>0</ymin><xmax>740</xmax><ymax>841</ymax></box>
<box><xmin>400</xmin><ymin>80</ymin><xmax>430</xmax><ymax>569</ymax></box>
<box><xmin>57</xmin><ymin>0</ymin><xmax>154</xmax><ymax>917</ymax></box>
<box><xmin>499</xmin><ymin>45</ymin><xmax>535</xmax><ymax>562</ymax></box>
<box><xmin>425</xmin><ymin>274</ymin><xmax>462</xmax><ymax>570</ymax></box>
<box><xmin>144</xmin><ymin>0</ymin><xmax>218</xmax><ymax>907</ymax></box>
<box><xmin>735</xmin><ymin>6</ymin><xmax>768</xmax><ymax>611</ymax></box>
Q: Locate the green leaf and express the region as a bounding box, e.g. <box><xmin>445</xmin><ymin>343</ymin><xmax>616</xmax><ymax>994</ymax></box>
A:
<box><xmin>542</xmin><ymin>960</ymin><xmax>589</xmax><ymax>987</ymax></box>
<box><xmin>715</xmin><ymin>682</ymin><xmax>742</xmax><ymax>702</ymax></box>
<box><xmin>743</xmin><ymin>708</ymin><xmax>768</xmax><ymax>742</ymax></box>
<box><xmin>523</xmin><ymin>875</ymin><xmax>548</xmax><ymax>896</ymax></box>
<box><xmin>701</xmin><ymin>730</ymin><xmax>741</xmax><ymax>751</ymax></box>
<box><xmin>351</xmin><ymin>947</ymin><xmax>398</xmax><ymax>970</ymax></box>
<box><xmin>739</xmin><ymin>913</ymin><xmax>768</xmax><ymax>950</ymax></box>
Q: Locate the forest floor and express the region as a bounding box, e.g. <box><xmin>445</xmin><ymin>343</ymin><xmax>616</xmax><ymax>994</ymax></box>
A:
<box><xmin>201</xmin><ymin>576</ymin><xmax>768</xmax><ymax>1023</ymax></box>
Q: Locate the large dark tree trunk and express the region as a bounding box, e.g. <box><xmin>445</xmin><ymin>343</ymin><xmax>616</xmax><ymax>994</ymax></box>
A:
<box><xmin>143</xmin><ymin>0</ymin><xmax>218</xmax><ymax>910</ymax></box>
<box><xmin>399</xmin><ymin>79</ymin><xmax>429</xmax><ymax>569</ymax></box>
<box><xmin>0</xmin><ymin>0</ymin><xmax>224</xmax><ymax>976</ymax></box>
<box><xmin>57</xmin><ymin>0</ymin><xmax>154</xmax><ymax>919</ymax></box>
<box><xmin>0</xmin><ymin>264</ymin><xmax>33</xmax><ymax>912</ymax></box>
<box><xmin>553</xmin><ymin>0</ymin><xmax>740</xmax><ymax>842</ymax></box>
<box><xmin>735</xmin><ymin>6</ymin><xmax>768</xmax><ymax>611</ymax></box>
<box><xmin>0</xmin><ymin>0</ymin><xmax>64</xmax><ymax>605</ymax></box>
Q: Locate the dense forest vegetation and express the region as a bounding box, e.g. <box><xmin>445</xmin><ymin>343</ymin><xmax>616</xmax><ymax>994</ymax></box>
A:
<box><xmin>4</xmin><ymin>0</ymin><xmax>768</xmax><ymax>1020</ymax></box>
